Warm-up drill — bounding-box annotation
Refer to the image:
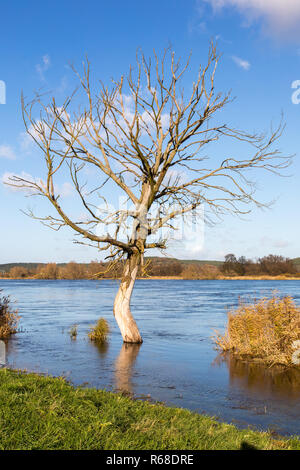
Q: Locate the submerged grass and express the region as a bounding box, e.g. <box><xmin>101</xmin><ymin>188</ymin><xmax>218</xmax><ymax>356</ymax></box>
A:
<box><xmin>0</xmin><ymin>368</ymin><xmax>299</xmax><ymax>450</ymax></box>
<box><xmin>215</xmin><ymin>294</ymin><xmax>300</xmax><ymax>366</ymax></box>
<box><xmin>69</xmin><ymin>324</ymin><xmax>78</xmax><ymax>339</ymax></box>
<box><xmin>88</xmin><ymin>318</ymin><xmax>109</xmax><ymax>343</ymax></box>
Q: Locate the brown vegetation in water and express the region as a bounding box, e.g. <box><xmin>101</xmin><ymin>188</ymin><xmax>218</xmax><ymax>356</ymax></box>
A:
<box><xmin>88</xmin><ymin>318</ymin><xmax>110</xmax><ymax>343</ymax></box>
<box><xmin>215</xmin><ymin>295</ymin><xmax>300</xmax><ymax>366</ymax></box>
<box><xmin>0</xmin><ymin>290</ymin><xmax>20</xmax><ymax>338</ymax></box>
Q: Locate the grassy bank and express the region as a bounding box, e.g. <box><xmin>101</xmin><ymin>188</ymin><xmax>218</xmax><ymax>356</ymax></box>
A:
<box><xmin>0</xmin><ymin>369</ymin><xmax>300</xmax><ymax>450</ymax></box>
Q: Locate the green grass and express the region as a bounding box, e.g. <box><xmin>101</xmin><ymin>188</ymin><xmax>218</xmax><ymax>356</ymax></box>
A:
<box><xmin>0</xmin><ymin>368</ymin><xmax>299</xmax><ymax>450</ymax></box>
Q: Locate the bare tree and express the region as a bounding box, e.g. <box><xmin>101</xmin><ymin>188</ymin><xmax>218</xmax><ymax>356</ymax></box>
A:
<box><xmin>9</xmin><ymin>42</ymin><xmax>291</xmax><ymax>343</ymax></box>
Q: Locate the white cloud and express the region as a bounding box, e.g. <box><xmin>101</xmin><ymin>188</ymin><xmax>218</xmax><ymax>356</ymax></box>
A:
<box><xmin>19</xmin><ymin>131</ymin><xmax>32</xmax><ymax>151</ymax></box>
<box><xmin>1</xmin><ymin>171</ymin><xmax>36</xmax><ymax>193</ymax></box>
<box><xmin>260</xmin><ymin>235</ymin><xmax>290</xmax><ymax>249</ymax></box>
<box><xmin>1</xmin><ymin>171</ymin><xmax>73</xmax><ymax>198</ymax></box>
<box><xmin>57</xmin><ymin>76</ymin><xmax>68</xmax><ymax>94</ymax></box>
<box><xmin>231</xmin><ymin>55</ymin><xmax>251</xmax><ymax>70</ymax></box>
<box><xmin>20</xmin><ymin>120</ymin><xmax>49</xmax><ymax>151</ymax></box>
<box><xmin>164</xmin><ymin>168</ymin><xmax>188</xmax><ymax>185</ymax></box>
<box><xmin>59</xmin><ymin>182</ymin><xmax>73</xmax><ymax>198</ymax></box>
<box><xmin>188</xmin><ymin>19</ymin><xmax>207</xmax><ymax>35</ymax></box>
<box><xmin>98</xmin><ymin>92</ymin><xmax>170</xmax><ymax>140</ymax></box>
<box><xmin>36</xmin><ymin>54</ymin><xmax>51</xmax><ymax>80</ymax></box>
<box><xmin>204</xmin><ymin>0</ymin><xmax>300</xmax><ymax>35</ymax></box>
<box><xmin>0</xmin><ymin>145</ymin><xmax>16</xmax><ymax>160</ymax></box>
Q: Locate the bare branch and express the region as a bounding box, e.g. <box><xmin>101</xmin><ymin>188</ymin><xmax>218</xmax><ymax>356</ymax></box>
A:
<box><xmin>10</xmin><ymin>41</ymin><xmax>291</xmax><ymax>263</ymax></box>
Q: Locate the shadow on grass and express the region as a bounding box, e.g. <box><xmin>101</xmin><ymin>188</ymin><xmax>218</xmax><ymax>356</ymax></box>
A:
<box><xmin>240</xmin><ymin>441</ymin><xmax>258</xmax><ymax>450</ymax></box>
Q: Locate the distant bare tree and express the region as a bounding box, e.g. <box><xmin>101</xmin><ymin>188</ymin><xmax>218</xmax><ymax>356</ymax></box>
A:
<box><xmin>9</xmin><ymin>266</ymin><xmax>28</xmax><ymax>279</ymax></box>
<box><xmin>36</xmin><ymin>263</ymin><xmax>58</xmax><ymax>279</ymax></box>
<box><xmin>9</xmin><ymin>42</ymin><xmax>291</xmax><ymax>343</ymax></box>
<box><xmin>59</xmin><ymin>261</ymin><xmax>86</xmax><ymax>280</ymax></box>
<box><xmin>258</xmin><ymin>254</ymin><xmax>296</xmax><ymax>275</ymax></box>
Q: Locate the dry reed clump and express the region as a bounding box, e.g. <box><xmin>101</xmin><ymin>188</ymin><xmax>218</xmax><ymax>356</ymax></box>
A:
<box><xmin>88</xmin><ymin>318</ymin><xmax>109</xmax><ymax>343</ymax></box>
<box><xmin>214</xmin><ymin>294</ymin><xmax>300</xmax><ymax>366</ymax></box>
<box><xmin>0</xmin><ymin>291</ymin><xmax>20</xmax><ymax>338</ymax></box>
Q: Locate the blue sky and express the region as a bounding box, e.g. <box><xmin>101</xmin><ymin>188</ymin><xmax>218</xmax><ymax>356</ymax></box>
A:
<box><xmin>1</xmin><ymin>0</ymin><xmax>300</xmax><ymax>263</ymax></box>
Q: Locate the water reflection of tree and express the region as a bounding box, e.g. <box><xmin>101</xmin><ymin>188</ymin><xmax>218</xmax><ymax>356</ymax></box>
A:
<box><xmin>91</xmin><ymin>340</ymin><xmax>109</xmax><ymax>357</ymax></box>
<box><xmin>1</xmin><ymin>338</ymin><xmax>15</xmax><ymax>364</ymax></box>
<box><xmin>214</xmin><ymin>353</ymin><xmax>300</xmax><ymax>400</ymax></box>
<box><xmin>0</xmin><ymin>340</ymin><xmax>6</xmax><ymax>365</ymax></box>
<box><xmin>114</xmin><ymin>343</ymin><xmax>141</xmax><ymax>395</ymax></box>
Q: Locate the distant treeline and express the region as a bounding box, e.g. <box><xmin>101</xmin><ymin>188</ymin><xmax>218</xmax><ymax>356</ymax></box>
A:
<box><xmin>0</xmin><ymin>258</ymin><xmax>192</xmax><ymax>279</ymax></box>
<box><xmin>0</xmin><ymin>255</ymin><xmax>299</xmax><ymax>280</ymax></box>
<box><xmin>221</xmin><ymin>254</ymin><xmax>298</xmax><ymax>276</ymax></box>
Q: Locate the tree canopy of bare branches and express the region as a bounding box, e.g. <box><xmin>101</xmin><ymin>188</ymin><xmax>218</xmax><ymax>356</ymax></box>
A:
<box><xmin>8</xmin><ymin>42</ymin><xmax>291</xmax><ymax>343</ymax></box>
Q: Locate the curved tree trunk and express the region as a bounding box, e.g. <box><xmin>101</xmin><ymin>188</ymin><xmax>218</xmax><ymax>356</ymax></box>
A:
<box><xmin>113</xmin><ymin>253</ymin><xmax>143</xmax><ymax>343</ymax></box>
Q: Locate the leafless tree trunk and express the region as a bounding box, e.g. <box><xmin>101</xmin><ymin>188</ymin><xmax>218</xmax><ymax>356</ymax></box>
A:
<box><xmin>7</xmin><ymin>42</ymin><xmax>292</xmax><ymax>343</ymax></box>
<box><xmin>113</xmin><ymin>253</ymin><xmax>143</xmax><ymax>343</ymax></box>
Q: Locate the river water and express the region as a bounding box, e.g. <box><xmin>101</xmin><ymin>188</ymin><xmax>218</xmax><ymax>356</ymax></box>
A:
<box><xmin>1</xmin><ymin>279</ymin><xmax>300</xmax><ymax>436</ymax></box>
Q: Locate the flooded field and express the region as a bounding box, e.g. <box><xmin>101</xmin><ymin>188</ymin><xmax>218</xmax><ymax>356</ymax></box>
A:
<box><xmin>1</xmin><ymin>279</ymin><xmax>300</xmax><ymax>436</ymax></box>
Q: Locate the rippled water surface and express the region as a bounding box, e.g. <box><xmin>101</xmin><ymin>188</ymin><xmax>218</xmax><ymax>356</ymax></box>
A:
<box><xmin>1</xmin><ymin>279</ymin><xmax>300</xmax><ymax>436</ymax></box>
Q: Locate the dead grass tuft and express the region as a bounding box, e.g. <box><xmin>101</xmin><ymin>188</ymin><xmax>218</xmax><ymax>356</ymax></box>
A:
<box><xmin>0</xmin><ymin>291</ymin><xmax>20</xmax><ymax>338</ymax></box>
<box><xmin>88</xmin><ymin>318</ymin><xmax>109</xmax><ymax>343</ymax></box>
<box><xmin>214</xmin><ymin>294</ymin><xmax>300</xmax><ymax>366</ymax></box>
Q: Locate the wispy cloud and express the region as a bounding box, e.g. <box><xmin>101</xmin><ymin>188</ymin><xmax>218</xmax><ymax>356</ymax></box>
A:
<box><xmin>59</xmin><ymin>182</ymin><xmax>73</xmax><ymax>198</ymax></box>
<box><xmin>57</xmin><ymin>76</ymin><xmax>68</xmax><ymax>94</ymax></box>
<box><xmin>260</xmin><ymin>235</ymin><xmax>290</xmax><ymax>249</ymax></box>
<box><xmin>1</xmin><ymin>171</ymin><xmax>36</xmax><ymax>193</ymax></box>
<box><xmin>0</xmin><ymin>144</ymin><xmax>16</xmax><ymax>160</ymax></box>
<box><xmin>231</xmin><ymin>55</ymin><xmax>251</xmax><ymax>70</ymax></box>
<box><xmin>204</xmin><ymin>0</ymin><xmax>300</xmax><ymax>37</ymax></box>
<box><xmin>1</xmin><ymin>171</ymin><xmax>74</xmax><ymax>198</ymax></box>
<box><xmin>188</xmin><ymin>19</ymin><xmax>207</xmax><ymax>35</ymax></box>
<box><xmin>36</xmin><ymin>54</ymin><xmax>51</xmax><ymax>81</ymax></box>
